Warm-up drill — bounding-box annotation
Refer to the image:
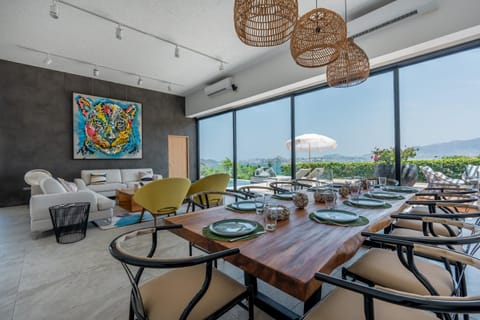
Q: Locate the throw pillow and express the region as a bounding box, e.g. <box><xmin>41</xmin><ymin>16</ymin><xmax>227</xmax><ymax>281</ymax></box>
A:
<box><xmin>90</xmin><ymin>172</ymin><xmax>107</xmax><ymax>185</ymax></box>
<box><xmin>57</xmin><ymin>178</ymin><xmax>78</xmax><ymax>192</ymax></box>
<box><xmin>138</xmin><ymin>171</ymin><xmax>153</xmax><ymax>181</ymax></box>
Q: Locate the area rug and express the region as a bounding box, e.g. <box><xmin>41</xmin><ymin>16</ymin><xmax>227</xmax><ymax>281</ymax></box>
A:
<box><xmin>92</xmin><ymin>206</ymin><xmax>154</xmax><ymax>230</ymax></box>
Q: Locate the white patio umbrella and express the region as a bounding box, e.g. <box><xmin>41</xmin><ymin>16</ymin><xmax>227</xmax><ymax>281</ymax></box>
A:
<box><xmin>285</xmin><ymin>133</ymin><xmax>337</xmax><ymax>161</ymax></box>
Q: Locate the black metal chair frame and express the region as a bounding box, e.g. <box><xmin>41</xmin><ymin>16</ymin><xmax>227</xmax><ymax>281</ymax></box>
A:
<box><xmin>344</xmin><ymin>223</ymin><xmax>480</xmax><ymax>320</ymax></box>
<box><xmin>269</xmin><ymin>181</ymin><xmax>311</xmax><ymax>194</ymax></box>
<box><xmin>237</xmin><ymin>185</ymin><xmax>276</xmax><ymax>199</ymax></box>
<box><xmin>109</xmin><ymin>225</ymin><xmax>253</xmax><ymax>320</ymax></box>
<box><xmin>187</xmin><ymin>190</ymin><xmax>249</xmax><ymax>259</ymax></box>
<box><xmin>305</xmin><ymin>269</ymin><xmax>480</xmax><ymax>320</ymax></box>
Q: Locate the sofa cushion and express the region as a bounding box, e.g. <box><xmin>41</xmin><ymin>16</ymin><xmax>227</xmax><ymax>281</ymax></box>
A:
<box><xmin>120</xmin><ymin>168</ymin><xmax>153</xmax><ymax>183</ymax></box>
<box><xmin>40</xmin><ymin>177</ymin><xmax>67</xmax><ymax>194</ymax></box>
<box><xmin>81</xmin><ymin>169</ymin><xmax>122</xmax><ymax>184</ymax></box>
<box><xmin>95</xmin><ymin>193</ymin><xmax>115</xmax><ymax>211</ymax></box>
<box><xmin>88</xmin><ymin>182</ymin><xmax>127</xmax><ymax>193</ymax></box>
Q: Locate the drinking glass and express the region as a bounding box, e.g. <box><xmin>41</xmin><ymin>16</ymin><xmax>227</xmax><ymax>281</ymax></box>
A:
<box><xmin>350</xmin><ymin>178</ymin><xmax>362</xmax><ymax>200</ymax></box>
<box><xmin>264</xmin><ymin>205</ymin><xmax>278</xmax><ymax>232</ymax></box>
<box><xmin>378</xmin><ymin>176</ymin><xmax>387</xmax><ymax>188</ymax></box>
<box><xmin>255</xmin><ymin>194</ymin><xmax>265</xmax><ymax>215</ymax></box>
<box><xmin>366</xmin><ymin>179</ymin><xmax>375</xmax><ymax>195</ymax></box>
<box><xmin>324</xmin><ymin>190</ymin><xmax>337</xmax><ymax>209</ymax></box>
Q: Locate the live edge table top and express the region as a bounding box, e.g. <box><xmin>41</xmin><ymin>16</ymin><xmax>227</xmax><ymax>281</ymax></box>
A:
<box><xmin>164</xmin><ymin>193</ymin><xmax>413</xmax><ymax>301</ymax></box>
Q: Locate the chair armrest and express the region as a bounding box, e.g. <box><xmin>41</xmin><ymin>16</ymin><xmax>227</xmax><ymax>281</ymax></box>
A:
<box><xmin>30</xmin><ymin>190</ymin><xmax>98</xmax><ymax>215</ymax></box>
<box><xmin>313</xmin><ymin>273</ymin><xmax>480</xmax><ymax>315</ymax></box>
<box><xmin>74</xmin><ymin>178</ymin><xmax>88</xmax><ymax>190</ymax></box>
<box><xmin>153</xmin><ymin>174</ymin><xmax>163</xmax><ymax>180</ymax></box>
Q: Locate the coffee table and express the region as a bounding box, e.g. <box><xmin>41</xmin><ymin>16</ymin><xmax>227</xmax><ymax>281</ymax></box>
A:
<box><xmin>116</xmin><ymin>189</ymin><xmax>142</xmax><ymax>212</ymax></box>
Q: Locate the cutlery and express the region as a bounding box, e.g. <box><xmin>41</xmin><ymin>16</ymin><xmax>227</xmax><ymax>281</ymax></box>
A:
<box><xmin>228</xmin><ymin>231</ymin><xmax>266</xmax><ymax>242</ymax></box>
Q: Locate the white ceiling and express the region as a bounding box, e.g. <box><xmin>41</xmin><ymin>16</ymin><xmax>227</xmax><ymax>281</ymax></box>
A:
<box><xmin>0</xmin><ymin>0</ymin><xmax>393</xmax><ymax>96</ymax></box>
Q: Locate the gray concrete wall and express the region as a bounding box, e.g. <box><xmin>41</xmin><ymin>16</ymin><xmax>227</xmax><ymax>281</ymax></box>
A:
<box><xmin>0</xmin><ymin>59</ymin><xmax>196</xmax><ymax>207</ymax></box>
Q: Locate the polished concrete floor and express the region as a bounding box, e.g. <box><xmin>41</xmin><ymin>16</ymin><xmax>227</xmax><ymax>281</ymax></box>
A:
<box><xmin>1</xmin><ymin>205</ymin><xmax>479</xmax><ymax>320</ymax></box>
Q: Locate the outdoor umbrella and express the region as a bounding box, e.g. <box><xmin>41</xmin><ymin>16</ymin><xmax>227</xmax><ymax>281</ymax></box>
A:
<box><xmin>285</xmin><ymin>133</ymin><xmax>337</xmax><ymax>161</ymax></box>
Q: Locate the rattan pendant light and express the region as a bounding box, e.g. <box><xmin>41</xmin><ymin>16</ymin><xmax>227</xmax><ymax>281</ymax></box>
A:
<box><xmin>234</xmin><ymin>0</ymin><xmax>298</xmax><ymax>47</ymax></box>
<box><xmin>327</xmin><ymin>0</ymin><xmax>370</xmax><ymax>87</ymax></box>
<box><xmin>290</xmin><ymin>4</ymin><xmax>346</xmax><ymax>68</ymax></box>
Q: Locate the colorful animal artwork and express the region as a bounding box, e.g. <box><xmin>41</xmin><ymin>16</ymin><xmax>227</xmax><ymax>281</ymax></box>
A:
<box><xmin>73</xmin><ymin>93</ymin><xmax>142</xmax><ymax>159</ymax></box>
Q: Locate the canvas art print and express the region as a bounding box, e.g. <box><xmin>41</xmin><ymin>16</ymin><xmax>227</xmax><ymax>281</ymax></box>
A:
<box><xmin>73</xmin><ymin>93</ymin><xmax>142</xmax><ymax>159</ymax></box>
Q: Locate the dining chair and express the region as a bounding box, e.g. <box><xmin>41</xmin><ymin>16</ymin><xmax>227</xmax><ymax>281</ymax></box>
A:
<box><xmin>343</xmin><ymin>220</ymin><xmax>480</xmax><ymax>308</ymax></box>
<box><xmin>185</xmin><ymin>173</ymin><xmax>230</xmax><ymax>212</ymax></box>
<box><xmin>133</xmin><ymin>178</ymin><xmax>191</xmax><ymax>228</ymax></box>
<box><xmin>109</xmin><ymin>225</ymin><xmax>253</xmax><ymax>320</ymax></box>
<box><xmin>302</xmin><ymin>241</ymin><xmax>480</xmax><ymax>320</ymax></box>
<box><xmin>188</xmin><ymin>190</ymin><xmax>249</xmax><ymax>211</ymax></box>
<box><xmin>237</xmin><ymin>185</ymin><xmax>275</xmax><ymax>198</ymax></box>
<box><xmin>269</xmin><ymin>181</ymin><xmax>310</xmax><ymax>194</ymax></box>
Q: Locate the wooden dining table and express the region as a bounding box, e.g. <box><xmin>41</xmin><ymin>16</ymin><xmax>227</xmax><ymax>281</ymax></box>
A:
<box><xmin>164</xmin><ymin>191</ymin><xmax>414</xmax><ymax>319</ymax></box>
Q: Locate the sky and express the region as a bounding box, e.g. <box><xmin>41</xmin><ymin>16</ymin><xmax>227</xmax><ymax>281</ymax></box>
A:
<box><xmin>199</xmin><ymin>47</ymin><xmax>480</xmax><ymax>162</ymax></box>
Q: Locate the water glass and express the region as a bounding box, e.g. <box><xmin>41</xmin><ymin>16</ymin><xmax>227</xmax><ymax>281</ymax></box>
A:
<box><xmin>264</xmin><ymin>205</ymin><xmax>278</xmax><ymax>232</ymax></box>
<box><xmin>350</xmin><ymin>178</ymin><xmax>362</xmax><ymax>200</ymax></box>
<box><xmin>378</xmin><ymin>176</ymin><xmax>387</xmax><ymax>187</ymax></box>
<box><xmin>324</xmin><ymin>190</ymin><xmax>337</xmax><ymax>209</ymax></box>
<box><xmin>366</xmin><ymin>180</ymin><xmax>375</xmax><ymax>194</ymax></box>
<box><xmin>255</xmin><ymin>195</ymin><xmax>265</xmax><ymax>215</ymax></box>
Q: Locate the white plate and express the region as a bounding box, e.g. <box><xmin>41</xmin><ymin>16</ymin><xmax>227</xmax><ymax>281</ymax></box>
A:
<box><xmin>209</xmin><ymin>219</ymin><xmax>258</xmax><ymax>237</ymax></box>
<box><xmin>313</xmin><ymin>209</ymin><xmax>359</xmax><ymax>223</ymax></box>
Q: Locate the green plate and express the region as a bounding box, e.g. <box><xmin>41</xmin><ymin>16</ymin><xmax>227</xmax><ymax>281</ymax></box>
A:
<box><xmin>208</xmin><ymin>219</ymin><xmax>258</xmax><ymax>237</ymax></box>
<box><xmin>382</xmin><ymin>186</ymin><xmax>419</xmax><ymax>193</ymax></box>
<box><xmin>348</xmin><ymin>198</ymin><xmax>386</xmax><ymax>208</ymax></box>
<box><xmin>365</xmin><ymin>191</ymin><xmax>405</xmax><ymax>200</ymax></box>
<box><xmin>229</xmin><ymin>201</ymin><xmax>262</xmax><ymax>211</ymax></box>
<box><xmin>313</xmin><ymin>209</ymin><xmax>358</xmax><ymax>223</ymax></box>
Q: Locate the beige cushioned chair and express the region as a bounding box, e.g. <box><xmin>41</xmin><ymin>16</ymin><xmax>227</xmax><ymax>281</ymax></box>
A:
<box><xmin>109</xmin><ymin>226</ymin><xmax>253</xmax><ymax>320</ymax></box>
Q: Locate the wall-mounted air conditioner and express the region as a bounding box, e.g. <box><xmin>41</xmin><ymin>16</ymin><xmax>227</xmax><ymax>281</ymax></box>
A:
<box><xmin>348</xmin><ymin>0</ymin><xmax>438</xmax><ymax>39</ymax></box>
<box><xmin>204</xmin><ymin>77</ymin><xmax>237</xmax><ymax>96</ymax></box>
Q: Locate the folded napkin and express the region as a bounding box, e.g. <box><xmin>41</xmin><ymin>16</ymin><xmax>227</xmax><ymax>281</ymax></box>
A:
<box><xmin>343</xmin><ymin>200</ymin><xmax>392</xmax><ymax>209</ymax></box>
<box><xmin>309</xmin><ymin>213</ymin><xmax>369</xmax><ymax>227</ymax></box>
<box><xmin>202</xmin><ymin>224</ymin><xmax>265</xmax><ymax>242</ymax></box>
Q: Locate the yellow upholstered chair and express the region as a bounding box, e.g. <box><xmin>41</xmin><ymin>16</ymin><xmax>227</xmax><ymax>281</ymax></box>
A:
<box><xmin>133</xmin><ymin>178</ymin><xmax>191</xmax><ymax>227</ymax></box>
<box><xmin>185</xmin><ymin>173</ymin><xmax>230</xmax><ymax>212</ymax></box>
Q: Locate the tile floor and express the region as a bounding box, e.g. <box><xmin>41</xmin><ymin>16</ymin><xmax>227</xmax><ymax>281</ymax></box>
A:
<box><xmin>0</xmin><ymin>205</ymin><xmax>479</xmax><ymax>320</ymax></box>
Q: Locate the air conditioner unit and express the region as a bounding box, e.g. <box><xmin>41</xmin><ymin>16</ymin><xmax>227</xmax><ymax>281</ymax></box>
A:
<box><xmin>348</xmin><ymin>0</ymin><xmax>438</xmax><ymax>39</ymax></box>
<box><xmin>204</xmin><ymin>77</ymin><xmax>237</xmax><ymax>96</ymax></box>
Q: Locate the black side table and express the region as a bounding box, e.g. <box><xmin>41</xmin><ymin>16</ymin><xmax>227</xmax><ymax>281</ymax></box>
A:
<box><xmin>49</xmin><ymin>202</ymin><xmax>90</xmax><ymax>244</ymax></box>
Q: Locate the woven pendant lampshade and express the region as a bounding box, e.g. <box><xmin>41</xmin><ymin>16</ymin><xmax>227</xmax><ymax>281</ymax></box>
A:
<box><xmin>326</xmin><ymin>38</ymin><xmax>370</xmax><ymax>87</ymax></box>
<box><xmin>234</xmin><ymin>0</ymin><xmax>298</xmax><ymax>47</ymax></box>
<box><xmin>290</xmin><ymin>8</ymin><xmax>346</xmax><ymax>68</ymax></box>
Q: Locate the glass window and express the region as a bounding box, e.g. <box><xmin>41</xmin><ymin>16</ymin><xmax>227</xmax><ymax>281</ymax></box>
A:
<box><xmin>400</xmin><ymin>47</ymin><xmax>480</xmax><ymax>182</ymax></box>
<box><xmin>236</xmin><ymin>98</ymin><xmax>291</xmax><ymax>185</ymax></box>
<box><xmin>198</xmin><ymin>113</ymin><xmax>233</xmax><ymax>178</ymax></box>
<box><xmin>295</xmin><ymin>72</ymin><xmax>395</xmax><ymax>180</ymax></box>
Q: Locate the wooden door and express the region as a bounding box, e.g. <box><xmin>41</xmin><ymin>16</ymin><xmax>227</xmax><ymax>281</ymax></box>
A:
<box><xmin>168</xmin><ymin>135</ymin><xmax>189</xmax><ymax>178</ymax></box>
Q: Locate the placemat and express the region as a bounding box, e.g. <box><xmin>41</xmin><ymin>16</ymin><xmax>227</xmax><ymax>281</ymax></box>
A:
<box><xmin>202</xmin><ymin>223</ymin><xmax>265</xmax><ymax>242</ymax></box>
<box><xmin>343</xmin><ymin>200</ymin><xmax>392</xmax><ymax>209</ymax></box>
<box><xmin>364</xmin><ymin>193</ymin><xmax>404</xmax><ymax>200</ymax></box>
<box><xmin>309</xmin><ymin>213</ymin><xmax>369</xmax><ymax>227</ymax></box>
<box><xmin>226</xmin><ymin>204</ymin><xmax>256</xmax><ymax>213</ymax></box>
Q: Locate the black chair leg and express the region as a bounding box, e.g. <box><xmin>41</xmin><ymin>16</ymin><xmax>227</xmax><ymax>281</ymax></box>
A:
<box><xmin>248</xmin><ymin>285</ymin><xmax>255</xmax><ymax>320</ymax></box>
<box><xmin>189</xmin><ymin>242</ymin><xmax>193</xmax><ymax>256</ymax></box>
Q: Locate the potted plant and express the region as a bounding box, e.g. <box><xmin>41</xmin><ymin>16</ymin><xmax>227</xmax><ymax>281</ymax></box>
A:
<box><xmin>371</xmin><ymin>146</ymin><xmax>419</xmax><ymax>186</ymax></box>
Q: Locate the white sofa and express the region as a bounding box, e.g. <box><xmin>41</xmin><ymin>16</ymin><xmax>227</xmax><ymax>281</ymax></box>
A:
<box><xmin>75</xmin><ymin>168</ymin><xmax>162</xmax><ymax>197</ymax></box>
<box><xmin>30</xmin><ymin>177</ymin><xmax>115</xmax><ymax>233</ymax></box>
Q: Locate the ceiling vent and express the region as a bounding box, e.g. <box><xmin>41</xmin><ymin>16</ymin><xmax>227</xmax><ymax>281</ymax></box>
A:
<box><xmin>348</xmin><ymin>0</ymin><xmax>438</xmax><ymax>39</ymax></box>
<box><xmin>204</xmin><ymin>77</ymin><xmax>237</xmax><ymax>96</ymax></box>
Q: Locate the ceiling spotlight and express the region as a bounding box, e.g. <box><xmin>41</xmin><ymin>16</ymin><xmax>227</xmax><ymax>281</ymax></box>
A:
<box><xmin>49</xmin><ymin>0</ymin><xmax>59</xmax><ymax>19</ymax></box>
<box><xmin>137</xmin><ymin>77</ymin><xmax>143</xmax><ymax>86</ymax></box>
<box><xmin>115</xmin><ymin>24</ymin><xmax>123</xmax><ymax>40</ymax></box>
<box><xmin>219</xmin><ymin>62</ymin><xmax>224</xmax><ymax>71</ymax></box>
<box><xmin>93</xmin><ymin>67</ymin><xmax>100</xmax><ymax>77</ymax></box>
<box><xmin>174</xmin><ymin>45</ymin><xmax>180</xmax><ymax>58</ymax></box>
<box><xmin>43</xmin><ymin>53</ymin><xmax>53</xmax><ymax>66</ymax></box>
<box><xmin>167</xmin><ymin>84</ymin><xmax>172</xmax><ymax>92</ymax></box>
